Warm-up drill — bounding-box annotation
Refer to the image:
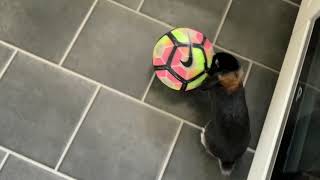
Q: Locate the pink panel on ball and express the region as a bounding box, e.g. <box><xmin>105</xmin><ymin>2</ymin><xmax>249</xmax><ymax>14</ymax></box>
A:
<box><xmin>153</xmin><ymin>57</ymin><xmax>164</xmax><ymax>66</ymax></box>
<box><xmin>170</xmin><ymin>47</ymin><xmax>189</xmax><ymax>80</ymax></box>
<box><xmin>172</xmin><ymin>66</ymin><xmax>186</xmax><ymax>79</ymax></box>
<box><xmin>156</xmin><ymin>70</ymin><xmax>182</xmax><ymax>90</ymax></box>
<box><xmin>204</xmin><ymin>39</ymin><xmax>213</xmax><ymax>50</ymax></box>
<box><xmin>188</xmin><ymin>28</ymin><xmax>203</xmax><ymax>44</ymax></box>
<box><xmin>204</xmin><ymin>39</ymin><xmax>214</xmax><ymax>68</ymax></box>
<box><xmin>166</xmin><ymin>71</ymin><xmax>181</xmax><ymax>84</ymax></box>
<box><xmin>193</xmin><ymin>32</ymin><xmax>203</xmax><ymax>44</ymax></box>
<box><xmin>155</xmin><ymin>69</ymin><xmax>167</xmax><ymax>77</ymax></box>
<box><xmin>170</xmin><ymin>47</ymin><xmax>184</xmax><ymax>66</ymax></box>
<box><xmin>153</xmin><ymin>46</ymin><xmax>174</xmax><ymax>66</ymax></box>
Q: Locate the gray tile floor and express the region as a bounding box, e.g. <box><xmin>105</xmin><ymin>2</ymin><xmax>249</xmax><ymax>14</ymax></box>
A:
<box><xmin>0</xmin><ymin>0</ymin><xmax>298</xmax><ymax>179</ymax></box>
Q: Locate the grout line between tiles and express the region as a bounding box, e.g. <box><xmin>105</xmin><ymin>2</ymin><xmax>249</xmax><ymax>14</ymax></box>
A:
<box><xmin>157</xmin><ymin>121</ymin><xmax>183</xmax><ymax>180</ymax></box>
<box><xmin>105</xmin><ymin>0</ymin><xmax>174</xmax><ymax>29</ymax></box>
<box><xmin>214</xmin><ymin>44</ymin><xmax>280</xmax><ymax>74</ymax></box>
<box><xmin>243</xmin><ymin>61</ymin><xmax>253</xmax><ymax>86</ymax></box>
<box><xmin>0</xmin><ymin>50</ymin><xmax>17</xmax><ymax>80</ymax></box>
<box><xmin>55</xmin><ymin>86</ymin><xmax>101</xmax><ymax>171</ymax></box>
<box><xmin>213</xmin><ymin>0</ymin><xmax>232</xmax><ymax>44</ymax></box>
<box><xmin>301</xmin><ymin>81</ymin><xmax>320</xmax><ymax>92</ymax></box>
<box><xmin>136</xmin><ymin>0</ymin><xmax>145</xmax><ymax>12</ymax></box>
<box><xmin>141</xmin><ymin>73</ymin><xmax>155</xmax><ymax>102</ymax></box>
<box><xmin>281</xmin><ymin>0</ymin><xmax>300</xmax><ymax>8</ymax></box>
<box><xmin>0</xmin><ymin>146</ymin><xmax>76</xmax><ymax>180</ymax></box>
<box><xmin>0</xmin><ymin>40</ymin><xmax>202</xmax><ymax>130</ymax></box>
<box><xmin>0</xmin><ymin>152</ymin><xmax>9</xmax><ymax>172</ymax></box>
<box><xmin>247</xmin><ymin>147</ymin><xmax>256</xmax><ymax>154</ymax></box>
<box><xmin>59</xmin><ymin>0</ymin><xmax>98</xmax><ymax>66</ymax></box>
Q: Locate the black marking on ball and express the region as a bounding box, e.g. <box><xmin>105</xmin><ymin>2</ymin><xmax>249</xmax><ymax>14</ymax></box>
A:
<box><xmin>187</xmin><ymin>71</ymin><xmax>205</xmax><ymax>83</ymax></box>
<box><xmin>167</xmin><ymin>67</ymin><xmax>188</xmax><ymax>84</ymax></box>
<box><xmin>180</xmin><ymin>42</ymin><xmax>193</xmax><ymax>68</ymax></box>
<box><xmin>166</xmin><ymin>46</ymin><xmax>177</xmax><ymax>67</ymax></box>
<box><xmin>166</xmin><ymin>32</ymin><xmax>181</xmax><ymax>46</ymax></box>
<box><xmin>153</xmin><ymin>65</ymin><xmax>167</xmax><ymax>71</ymax></box>
<box><xmin>180</xmin><ymin>83</ymin><xmax>188</xmax><ymax>91</ymax></box>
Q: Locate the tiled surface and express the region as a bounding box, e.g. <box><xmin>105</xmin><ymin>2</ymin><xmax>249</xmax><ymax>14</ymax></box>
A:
<box><xmin>0</xmin><ymin>52</ymin><xmax>96</xmax><ymax>167</ymax></box>
<box><xmin>145</xmin><ymin>52</ymin><xmax>250</xmax><ymax>126</ymax></box>
<box><xmin>63</xmin><ymin>0</ymin><xmax>169</xmax><ymax>99</ymax></box>
<box><xmin>0</xmin><ymin>0</ymin><xmax>299</xmax><ymax>179</ymax></box>
<box><xmin>141</xmin><ymin>0</ymin><xmax>229</xmax><ymax>39</ymax></box>
<box><xmin>0</xmin><ymin>0</ymin><xmax>94</xmax><ymax>63</ymax></box>
<box><xmin>163</xmin><ymin>126</ymin><xmax>254</xmax><ymax>180</ymax></box>
<box><xmin>60</xmin><ymin>88</ymin><xmax>180</xmax><ymax>180</ymax></box>
<box><xmin>217</xmin><ymin>0</ymin><xmax>298</xmax><ymax>71</ymax></box>
<box><xmin>146</xmin><ymin>84</ymin><xmax>211</xmax><ymax>126</ymax></box>
<box><xmin>0</xmin><ymin>44</ymin><xmax>14</xmax><ymax>72</ymax></box>
<box><xmin>114</xmin><ymin>0</ymin><xmax>141</xmax><ymax>9</ymax></box>
<box><xmin>245</xmin><ymin>65</ymin><xmax>278</xmax><ymax>148</ymax></box>
<box><xmin>0</xmin><ymin>156</ymin><xmax>67</xmax><ymax>180</ymax></box>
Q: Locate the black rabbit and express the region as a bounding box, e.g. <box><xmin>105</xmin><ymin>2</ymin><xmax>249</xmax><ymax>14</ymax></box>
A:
<box><xmin>200</xmin><ymin>52</ymin><xmax>251</xmax><ymax>175</ymax></box>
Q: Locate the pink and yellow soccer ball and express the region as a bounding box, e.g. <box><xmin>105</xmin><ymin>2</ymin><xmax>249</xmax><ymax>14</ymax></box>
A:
<box><xmin>153</xmin><ymin>28</ymin><xmax>214</xmax><ymax>91</ymax></box>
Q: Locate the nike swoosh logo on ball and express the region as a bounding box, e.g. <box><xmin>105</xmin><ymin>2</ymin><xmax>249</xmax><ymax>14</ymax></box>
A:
<box><xmin>180</xmin><ymin>33</ymin><xmax>193</xmax><ymax>68</ymax></box>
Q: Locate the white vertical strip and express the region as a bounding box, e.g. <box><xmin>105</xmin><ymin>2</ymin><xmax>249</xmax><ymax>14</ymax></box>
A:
<box><xmin>0</xmin><ymin>50</ymin><xmax>17</xmax><ymax>80</ymax></box>
<box><xmin>157</xmin><ymin>122</ymin><xmax>183</xmax><ymax>180</ymax></box>
<box><xmin>136</xmin><ymin>0</ymin><xmax>145</xmax><ymax>12</ymax></box>
<box><xmin>55</xmin><ymin>86</ymin><xmax>100</xmax><ymax>170</ymax></box>
<box><xmin>0</xmin><ymin>153</ymin><xmax>9</xmax><ymax>172</ymax></box>
<box><xmin>59</xmin><ymin>0</ymin><xmax>98</xmax><ymax>66</ymax></box>
<box><xmin>213</xmin><ymin>0</ymin><xmax>233</xmax><ymax>44</ymax></box>
<box><xmin>244</xmin><ymin>61</ymin><xmax>253</xmax><ymax>86</ymax></box>
<box><xmin>141</xmin><ymin>73</ymin><xmax>155</xmax><ymax>102</ymax></box>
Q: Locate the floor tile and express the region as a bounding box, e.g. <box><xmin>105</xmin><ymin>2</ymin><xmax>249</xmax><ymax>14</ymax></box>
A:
<box><xmin>0</xmin><ymin>53</ymin><xmax>96</xmax><ymax>167</ymax></box>
<box><xmin>0</xmin><ymin>44</ymin><xmax>14</xmax><ymax>72</ymax></box>
<box><xmin>146</xmin><ymin>84</ymin><xmax>211</xmax><ymax>126</ymax></box>
<box><xmin>0</xmin><ymin>0</ymin><xmax>94</xmax><ymax>63</ymax></box>
<box><xmin>145</xmin><ymin>52</ymin><xmax>250</xmax><ymax>126</ymax></box>
<box><xmin>0</xmin><ymin>156</ymin><xmax>67</xmax><ymax>180</ymax></box>
<box><xmin>63</xmin><ymin>0</ymin><xmax>169</xmax><ymax>99</ymax></box>
<box><xmin>162</xmin><ymin>125</ymin><xmax>254</xmax><ymax>180</ymax></box>
<box><xmin>217</xmin><ymin>0</ymin><xmax>298</xmax><ymax>70</ymax></box>
<box><xmin>245</xmin><ymin>65</ymin><xmax>278</xmax><ymax>148</ymax></box>
<box><xmin>114</xmin><ymin>0</ymin><xmax>141</xmax><ymax>9</ymax></box>
<box><xmin>0</xmin><ymin>149</ymin><xmax>6</xmax><ymax>163</ymax></box>
<box><xmin>141</xmin><ymin>0</ymin><xmax>229</xmax><ymax>39</ymax></box>
<box><xmin>60</xmin><ymin>88</ymin><xmax>180</xmax><ymax>180</ymax></box>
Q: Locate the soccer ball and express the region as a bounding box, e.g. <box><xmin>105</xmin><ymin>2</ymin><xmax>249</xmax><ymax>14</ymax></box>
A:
<box><xmin>153</xmin><ymin>28</ymin><xmax>214</xmax><ymax>91</ymax></box>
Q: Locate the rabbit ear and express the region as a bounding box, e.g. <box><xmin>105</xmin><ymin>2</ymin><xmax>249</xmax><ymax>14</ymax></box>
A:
<box><xmin>209</xmin><ymin>52</ymin><xmax>240</xmax><ymax>75</ymax></box>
